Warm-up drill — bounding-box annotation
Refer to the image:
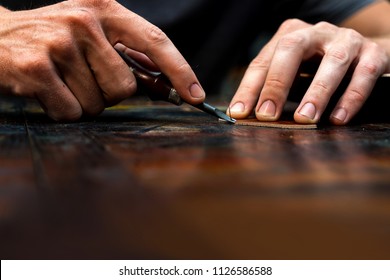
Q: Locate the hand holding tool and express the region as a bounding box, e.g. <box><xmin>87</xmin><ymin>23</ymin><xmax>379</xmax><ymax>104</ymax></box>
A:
<box><xmin>116</xmin><ymin>50</ymin><xmax>236</xmax><ymax>124</ymax></box>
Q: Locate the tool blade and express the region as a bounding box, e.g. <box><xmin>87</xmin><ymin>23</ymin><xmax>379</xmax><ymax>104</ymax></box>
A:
<box><xmin>193</xmin><ymin>102</ymin><xmax>236</xmax><ymax>124</ymax></box>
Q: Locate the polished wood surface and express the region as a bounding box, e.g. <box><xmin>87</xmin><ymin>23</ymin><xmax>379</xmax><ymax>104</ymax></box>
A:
<box><xmin>0</xmin><ymin>96</ymin><xmax>389</xmax><ymax>259</ymax></box>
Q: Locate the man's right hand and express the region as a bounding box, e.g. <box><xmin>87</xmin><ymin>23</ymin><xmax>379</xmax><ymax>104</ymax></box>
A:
<box><xmin>0</xmin><ymin>0</ymin><xmax>205</xmax><ymax>121</ymax></box>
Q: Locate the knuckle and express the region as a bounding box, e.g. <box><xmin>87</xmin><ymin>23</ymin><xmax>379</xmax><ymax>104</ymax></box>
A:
<box><xmin>361</xmin><ymin>43</ymin><xmax>388</xmax><ymax>76</ymax></box>
<box><xmin>368</xmin><ymin>41</ymin><xmax>383</xmax><ymax>55</ymax></box>
<box><xmin>16</xmin><ymin>55</ymin><xmax>53</xmax><ymax>78</ymax></box>
<box><xmin>314</xmin><ymin>21</ymin><xmax>334</xmax><ymax>31</ymax></box>
<box><xmin>87</xmin><ymin>0</ymin><xmax>116</xmax><ymax>10</ymax></box>
<box><xmin>50</xmin><ymin>37</ymin><xmax>77</xmax><ymax>62</ymax></box>
<box><xmin>279</xmin><ymin>18</ymin><xmax>305</xmax><ymax>32</ymax></box>
<box><xmin>346</xmin><ymin>88</ymin><xmax>367</xmax><ymax>104</ymax></box>
<box><xmin>264</xmin><ymin>75</ymin><xmax>286</xmax><ymax>92</ymax></box>
<box><xmin>277</xmin><ymin>33</ymin><xmax>306</xmax><ymax>51</ymax></box>
<box><xmin>311</xmin><ymin>79</ymin><xmax>330</xmax><ymax>94</ymax></box>
<box><xmin>341</xmin><ymin>28</ymin><xmax>363</xmax><ymax>49</ymax></box>
<box><xmin>89</xmin><ymin>0</ymin><xmax>113</xmax><ymax>9</ymax></box>
<box><xmin>359</xmin><ymin>61</ymin><xmax>382</xmax><ymax>78</ymax></box>
<box><xmin>248</xmin><ymin>55</ymin><xmax>271</xmax><ymax>72</ymax></box>
<box><xmin>65</xmin><ymin>8</ymin><xmax>97</xmax><ymax>33</ymax></box>
<box><xmin>345</xmin><ymin>28</ymin><xmax>362</xmax><ymax>42</ymax></box>
<box><xmin>118</xmin><ymin>77</ymin><xmax>137</xmax><ymax>98</ymax></box>
<box><xmin>326</xmin><ymin>47</ymin><xmax>350</xmax><ymax>65</ymax></box>
<box><xmin>10</xmin><ymin>55</ymin><xmax>53</xmax><ymax>96</ymax></box>
<box><xmin>144</xmin><ymin>25</ymin><xmax>168</xmax><ymax>46</ymax></box>
<box><xmin>105</xmin><ymin>78</ymin><xmax>137</xmax><ymax>103</ymax></box>
<box><xmin>237</xmin><ymin>83</ymin><xmax>254</xmax><ymax>95</ymax></box>
<box><xmin>174</xmin><ymin>61</ymin><xmax>192</xmax><ymax>75</ymax></box>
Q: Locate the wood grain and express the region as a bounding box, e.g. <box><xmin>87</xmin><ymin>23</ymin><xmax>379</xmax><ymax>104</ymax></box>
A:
<box><xmin>0</xmin><ymin>96</ymin><xmax>389</xmax><ymax>260</ymax></box>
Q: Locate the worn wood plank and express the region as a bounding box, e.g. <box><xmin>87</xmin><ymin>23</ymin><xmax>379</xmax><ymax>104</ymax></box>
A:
<box><xmin>0</xmin><ymin>96</ymin><xmax>389</xmax><ymax>259</ymax></box>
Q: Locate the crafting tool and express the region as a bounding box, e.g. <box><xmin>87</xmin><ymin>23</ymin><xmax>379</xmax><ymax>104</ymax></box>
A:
<box><xmin>116</xmin><ymin>50</ymin><xmax>235</xmax><ymax>124</ymax></box>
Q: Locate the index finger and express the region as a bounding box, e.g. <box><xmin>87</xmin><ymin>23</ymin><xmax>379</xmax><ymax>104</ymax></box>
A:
<box><xmin>228</xmin><ymin>19</ymin><xmax>311</xmax><ymax>119</ymax></box>
<box><xmin>99</xmin><ymin>2</ymin><xmax>205</xmax><ymax>104</ymax></box>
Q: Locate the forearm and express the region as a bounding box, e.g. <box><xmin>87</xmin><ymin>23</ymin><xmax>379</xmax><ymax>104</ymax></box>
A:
<box><xmin>340</xmin><ymin>1</ymin><xmax>390</xmax><ymax>73</ymax></box>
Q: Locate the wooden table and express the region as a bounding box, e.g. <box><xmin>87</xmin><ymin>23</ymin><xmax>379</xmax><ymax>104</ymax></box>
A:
<box><xmin>0</xmin><ymin>96</ymin><xmax>389</xmax><ymax>259</ymax></box>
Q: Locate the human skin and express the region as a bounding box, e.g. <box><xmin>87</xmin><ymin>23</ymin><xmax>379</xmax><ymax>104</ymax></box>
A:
<box><xmin>0</xmin><ymin>0</ymin><xmax>205</xmax><ymax>121</ymax></box>
<box><xmin>1</xmin><ymin>1</ymin><xmax>389</xmax><ymax>124</ymax></box>
<box><xmin>228</xmin><ymin>0</ymin><xmax>390</xmax><ymax>125</ymax></box>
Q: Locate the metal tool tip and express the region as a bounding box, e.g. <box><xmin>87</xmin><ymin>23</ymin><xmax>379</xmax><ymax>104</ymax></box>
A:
<box><xmin>215</xmin><ymin>108</ymin><xmax>236</xmax><ymax>124</ymax></box>
<box><xmin>192</xmin><ymin>102</ymin><xmax>236</xmax><ymax>123</ymax></box>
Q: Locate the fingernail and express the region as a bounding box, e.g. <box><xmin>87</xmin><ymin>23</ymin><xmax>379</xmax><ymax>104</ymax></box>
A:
<box><xmin>331</xmin><ymin>108</ymin><xmax>347</xmax><ymax>122</ymax></box>
<box><xmin>229</xmin><ymin>102</ymin><xmax>245</xmax><ymax>113</ymax></box>
<box><xmin>189</xmin><ymin>83</ymin><xmax>205</xmax><ymax>99</ymax></box>
<box><xmin>258</xmin><ymin>100</ymin><xmax>276</xmax><ymax>117</ymax></box>
<box><xmin>298</xmin><ymin>102</ymin><xmax>316</xmax><ymax>120</ymax></box>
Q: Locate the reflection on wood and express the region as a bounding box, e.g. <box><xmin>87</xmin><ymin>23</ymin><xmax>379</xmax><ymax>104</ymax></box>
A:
<box><xmin>0</xmin><ymin>96</ymin><xmax>389</xmax><ymax>259</ymax></box>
